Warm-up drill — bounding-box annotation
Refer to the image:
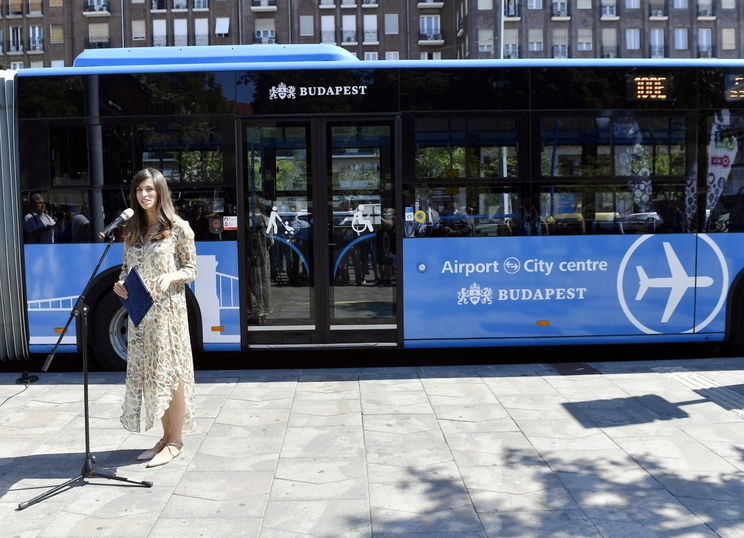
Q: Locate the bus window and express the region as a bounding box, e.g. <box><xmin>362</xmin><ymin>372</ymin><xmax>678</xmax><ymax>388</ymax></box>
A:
<box><xmin>702</xmin><ymin>110</ymin><xmax>744</xmax><ymax>233</ymax></box>
<box><xmin>414</xmin><ymin>116</ymin><xmax>518</xmax><ymax>180</ymax></box>
<box><xmin>540</xmin><ymin>116</ymin><xmax>612</xmax><ymax>177</ymax></box>
<box><xmin>406</xmin><ymin>185</ymin><xmax>522</xmax><ymax>237</ymax></box>
<box><xmin>537</xmin><ymin>182</ymin><xmax>688</xmax><ymax>235</ymax></box>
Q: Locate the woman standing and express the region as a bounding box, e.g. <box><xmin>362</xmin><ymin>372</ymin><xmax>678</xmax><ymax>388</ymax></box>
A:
<box><xmin>113</xmin><ymin>168</ymin><xmax>197</xmax><ymax>468</ymax></box>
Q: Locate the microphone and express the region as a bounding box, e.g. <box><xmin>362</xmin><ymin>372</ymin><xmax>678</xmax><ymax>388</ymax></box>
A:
<box><xmin>99</xmin><ymin>208</ymin><xmax>134</xmax><ymax>239</ymax></box>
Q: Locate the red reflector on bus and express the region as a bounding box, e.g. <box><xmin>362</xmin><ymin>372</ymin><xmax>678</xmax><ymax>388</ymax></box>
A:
<box><xmin>536</xmin><ymin>320</ymin><xmax>550</xmax><ymax>326</ymax></box>
<box><xmin>211</xmin><ymin>326</ymin><xmax>224</xmax><ymax>332</ymax></box>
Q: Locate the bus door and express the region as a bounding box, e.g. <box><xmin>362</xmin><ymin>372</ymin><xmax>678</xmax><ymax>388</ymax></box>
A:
<box><xmin>242</xmin><ymin>119</ymin><xmax>398</xmax><ymax>348</ymax></box>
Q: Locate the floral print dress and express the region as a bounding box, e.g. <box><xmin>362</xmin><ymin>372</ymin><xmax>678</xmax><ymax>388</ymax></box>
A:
<box><xmin>119</xmin><ymin>217</ymin><xmax>197</xmax><ymax>434</ymax></box>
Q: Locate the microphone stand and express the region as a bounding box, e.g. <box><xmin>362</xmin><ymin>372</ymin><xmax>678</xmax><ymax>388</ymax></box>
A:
<box><xmin>18</xmin><ymin>233</ymin><xmax>152</xmax><ymax>511</ymax></box>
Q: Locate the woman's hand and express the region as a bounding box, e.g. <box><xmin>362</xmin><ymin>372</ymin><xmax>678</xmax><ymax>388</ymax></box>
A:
<box><xmin>155</xmin><ymin>272</ymin><xmax>179</xmax><ymax>292</ymax></box>
<box><xmin>113</xmin><ymin>280</ymin><xmax>128</xmax><ymax>300</ymax></box>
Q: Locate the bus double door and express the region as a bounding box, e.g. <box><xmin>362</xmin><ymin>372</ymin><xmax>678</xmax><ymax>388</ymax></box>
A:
<box><xmin>242</xmin><ymin>119</ymin><xmax>398</xmax><ymax>348</ymax></box>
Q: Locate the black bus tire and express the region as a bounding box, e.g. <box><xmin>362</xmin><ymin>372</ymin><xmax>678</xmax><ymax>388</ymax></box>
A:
<box><xmin>92</xmin><ymin>291</ymin><xmax>129</xmax><ymax>371</ymax></box>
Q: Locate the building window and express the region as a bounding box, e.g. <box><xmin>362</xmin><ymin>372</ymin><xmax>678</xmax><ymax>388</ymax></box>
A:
<box><xmin>420</xmin><ymin>52</ymin><xmax>429</xmax><ymax>60</ymax></box>
<box><xmin>528</xmin><ymin>29</ymin><xmax>543</xmax><ymax>51</ymax></box>
<box><xmin>132</xmin><ymin>20</ymin><xmax>146</xmax><ymax>40</ymax></box>
<box><xmin>478</xmin><ymin>29</ymin><xmax>493</xmax><ymax>53</ymax></box>
<box><xmin>722</xmin><ymin>0</ymin><xmax>734</xmax><ymax>8</ymax></box>
<box><xmin>299</xmin><ymin>15</ymin><xmax>314</xmax><ymax>37</ymax></box>
<box><xmin>151</xmin><ymin>0</ymin><xmax>166</xmax><ymax>10</ymax></box>
<box><xmin>673</xmin><ymin>0</ymin><xmax>686</xmax><ymax>7</ymax></box>
<box><xmin>10</xmin><ymin>26</ymin><xmax>23</xmax><ymax>52</ymax></box>
<box><xmin>152</xmin><ymin>19</ymin><xmax>166</xmax><ymax>46</ymax></box>
<box><xmin>432</xmin><ymin>51</ymin><xmax>441</xmax><ymax>59</ymax></box>
<box><xmin>577</xmin><ymin>28</ymin><xmax>592</xmax><ymax>51</ymax></box>
<box><xmin>321</xmin><ymin>15</ymin><xmax>335</xmax><ymax>43</ymax></box>
<box><xmin>722</xmin><ymin>28</ymin><xmax>735</xmax><ymax>50</ymax></box>
<box><xmin>527</xmin><ymin>0</ymin><xmax>542</xmax><ymax>8</ymax></box>
<box><xmin>698</xmin><ymin>27</ymin><xmax>712</xmax><ymax>56</ymax></box>
<box><xmin>626</xmin><ymin>28</ymin><xmax>640</xmax><ymax>50</ymax></box>
<box><xmin>342</xmin><ymin>14</ymin><xmax>356</xmax><ymax>43</ymax></box>
<box><xmin>215</xmin><ymin>17</ymin><xmax>230</xmax><ymax>37</ymax></box>
<box><xmin>363</xmin><ymin>14</ymin><xmax>377</xmax><ymax>42</ymax></box>
<box><xmin>577</xmin><ymin>0</ymin><xmax>591</xmax><ymax>8</ymax></box>
<box><xmin>49</xmin><ymin>0</ymin><xmax>63</xmax><ymax>6</ymax></box>
<box><xmin>625</xmin><ymin>0</ymin><xmax>639</xmax><ymax>8</ymax></box>
<box><xmin>477</xmin><ymin>0</ymin><xmax>493</xmax><ymax>8</ymax></box>
<box><xmin>173</xmin><ymin>19</ymin><xmax>187</xmax><ymax>46</ymax></box>
<box><xmin>195</xmin><ymin>18</ymin><xmax>208</xmax><ymax>44</ymax></box>
<box><xmin>51</xmin><ymin>60</ymin><xmax>65</xmax><ymax>67</ymax></box>
<box><xmin>385</xmin><ymin>51</ymin><xmax>399</xmax><ymax>60</ymax></box>
<box><xmin>173</xmin><ymin>0</ymin><xmax>187</xmax><ymax>8</ymax></box>
<box><xmin>419</xmin><ymin>15</ymin><xmax>441</xmax><ymax>40</ymax></box>
<box><xmin>131</xmin><ymin>0</ymin><xmax>144</xmax><ymax>3</ymax></box>
<box><xmin>674</xmin><ymin>28</ymin><xmax>687</xmax><ymax>50</ymax></box>
<box><xmin>50</xmin><ymin>24</ymin><xmax>63</xmax><ymax>44</ymax></box>
<box><xmin>10</xmin><ymin>62</ymin><xmax>24</xmax><ymax>70</ymax></box>
<box><xmin>194</xmin><ymin>0</ymin><xmax>208</xmax><ymax>8</ymax></box>
<box><xmin>255</xmin><ymin>19</ymin><xmax>276</xmax><ymax>44</ymax></box>
<box><xmin>650</xmin><ymin>28</ymin><xmax>665</xmax><ymax>57</ymax></box>
<box><xmin>504</xmin><ymin>28</ymin><xmax>518</xmax><ymax>58</ymax></box>
<box><xmin>602</xmin><ymin>27</ymin><xmax>617</xmax><ymax>57</ymax></box>
<box><xmin>364</xmin><ymin>52</ymin><xmax>378</xmax><ymax>60</ymax></box>
<box><xmin>384</xmin><ymin>14</ymin><xmax>398</xmax><ymax>35</ymax></box>
<box><xmin>87</xmin><ymin>22</ymin><xmax>109</xmax><ymax>47</ymax></box>
<box><xmin>29</xmin><ymin>25</ymin><xmax>43</xmax><ymax>51</ymax></box>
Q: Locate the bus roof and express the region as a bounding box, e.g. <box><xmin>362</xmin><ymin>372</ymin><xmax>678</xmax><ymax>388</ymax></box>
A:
<box><xmin>72</xmin><ymin>44</ymin><xmax>359</xmax><ymax>67</ymax></box>
<box><xmin>14</xmin><ymin>46</ymin><xmax>744</xmax><ymax>78</ymax></box>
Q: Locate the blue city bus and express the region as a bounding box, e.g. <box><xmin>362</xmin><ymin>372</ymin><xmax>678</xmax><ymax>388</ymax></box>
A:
<box><xmin>2</xmin><ymin>45</ymin><xmax>744</xmax><ymax>369</ymax></box>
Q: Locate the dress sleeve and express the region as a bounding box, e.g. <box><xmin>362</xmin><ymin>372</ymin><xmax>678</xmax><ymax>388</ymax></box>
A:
<box><xmin>119</xmin><ymin>244</ymin><xmax>128</xmax><ymax>282</ymax></box>
<box><xmin>174</xmin><ymin>219</ymin><xmax>197</xmax><ymax>284</ymax></box>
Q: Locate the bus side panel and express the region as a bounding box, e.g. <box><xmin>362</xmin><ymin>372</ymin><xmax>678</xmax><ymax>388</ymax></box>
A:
<box><xmin>403</xmin><ymin>234</ymin><xmax>732</xmax><ymax>345</ymax></box>
<box><xmin>25</xmin><ymin>241</ymin><xmax>240</xmax><ymax>351</ymax></box>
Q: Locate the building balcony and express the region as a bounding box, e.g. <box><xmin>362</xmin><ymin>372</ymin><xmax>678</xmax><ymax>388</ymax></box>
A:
<box><xmin>503</xmin><ymin>45</ymin><xmax>519</xmax><ymax>59</ymax></box>
<box><xmin>552</xmin><ymin>44</ymin><xmax>568</xmax><ymax>58</ymax></box>
<box><xmin>697</xmin><ymin>8</ymin><xmax>715</xmax><ymax>19</ymax></box>
<box><xmin>85</xmin><ymin>38</ymin><xmax>111</xmax><ymax>49</ymax></box>
<box><xmin>254</xmin><ymin>35</ymin><xmax>277</xmax><ymax>44</ymax></box>
<box><xmin>418</xmin><ymin>32</ymin><xmax>444</xmax><ymax>45</ymax></box>
<box><xmin>649</xmin><ymin>7</ymin><xmax>668</xmax><ymax>19</ymax></box>
<box><xmin>418</xmin><ymin>0</ymin><xmax>444</xmax><ymax>8</ymax></box>
<box><xmin>698</xmin><ymin>46</ymin><xmax>715</xmax><ymax>58</ymax></box>
<box><xmin>601</xmin><ymin>46</ymin><xmax>618</xmax><ymax>58</ymax></box>
<box><xmin>600</xmin><ymin>4</ymin><xmax>618</xmax><ymax>18</ymax></box>
<box><xmin>251</xmin><ymin>0</ymin><xmax>277</xmax><ymax>12</ymax></box>
<box><xmin>650</xmin><ymin>44</ymin><xmax>665</xmax><ymax>57</ymax></box>
<box><xmin>84</xmin><ymin>0</ymin><xmax>110</xmax><ymax>16</ymax></box>
<box><xmin>504</xmin><ymin>1</ymin><xmax>519</xmax><ymax>18</ymax></box>
<box><xmin>551</xmin><ymin>2</ymin><xmax>569</xmax><ymax>18</ymax></box>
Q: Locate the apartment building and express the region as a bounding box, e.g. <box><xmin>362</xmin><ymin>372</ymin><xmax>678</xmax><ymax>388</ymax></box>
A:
<box><xmin>0</xmin><ymin>0</ymin><xmax>742</xmax><ymax>69</ymax></box>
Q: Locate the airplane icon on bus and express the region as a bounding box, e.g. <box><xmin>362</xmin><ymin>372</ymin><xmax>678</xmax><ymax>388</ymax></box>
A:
<box><xmin>635</xmin><ymin>242</ymin><xmax>714</xmax><ymax>323</ymax></box>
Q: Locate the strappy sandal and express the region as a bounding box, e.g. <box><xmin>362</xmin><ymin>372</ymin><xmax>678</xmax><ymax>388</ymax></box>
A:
<box><xmin>136</xmin><ymin>439</ymin><xmax>165</xmax><ymax>461</ymax></box>
<box><xmin>146</xmin><ymin>442</ymin><xmax>183</xmax><ymax>468</ymax></box>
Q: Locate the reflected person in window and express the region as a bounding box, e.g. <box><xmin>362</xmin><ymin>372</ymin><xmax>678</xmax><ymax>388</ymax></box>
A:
<box><xmin>23</xmin><ymin>193</ymin><xmax>56</xmax><ymax>243</ymax></box>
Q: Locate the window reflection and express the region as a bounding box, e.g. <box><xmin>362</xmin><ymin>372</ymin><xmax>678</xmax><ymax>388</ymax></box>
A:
<box><xmin>415</xmin><ymin>116</ymin><xmax>518</xmax><ymax>179</ymax></box>
<box><xmin>705</xmin><ymin>110</ymin><xmax>744</xmax><ymax>233</ymax></box>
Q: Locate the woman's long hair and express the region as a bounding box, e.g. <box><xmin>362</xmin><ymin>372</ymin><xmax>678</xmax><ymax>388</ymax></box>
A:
<box><xmin>122</xmin><ymin>168</ymin><xmax>177</xmax><ymax>246</ymax></box>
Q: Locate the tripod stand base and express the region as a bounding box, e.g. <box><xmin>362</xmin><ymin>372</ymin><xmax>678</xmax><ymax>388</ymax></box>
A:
<box><xmin>17</xmin><ymin>455</ymin><xmax>152</xmax><ymax>511</ymax></box>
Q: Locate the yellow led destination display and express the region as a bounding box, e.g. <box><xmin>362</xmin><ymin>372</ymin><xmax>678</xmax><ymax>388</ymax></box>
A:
<box><xmin>627</xmin><ymin>75</ymin><xmax>670</xmax><ymax>101</ymax></box>
<box><xmin>725</xmin><ymin>75</ymin><xmax>744</xmax><ymax>101</ymax></box>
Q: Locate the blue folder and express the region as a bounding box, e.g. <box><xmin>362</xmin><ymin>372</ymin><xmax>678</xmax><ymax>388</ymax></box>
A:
<box><xmin>119</xmin><ymin>266</ymin><xmax>154</xmax><ymax>327</ymax></box>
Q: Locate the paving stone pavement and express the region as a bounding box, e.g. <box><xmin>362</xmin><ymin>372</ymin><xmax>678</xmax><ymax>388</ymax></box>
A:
<box><xmin>2</xmin><ymin>357</ymin><xmax>744</xmax><ymax>537</ymax></box>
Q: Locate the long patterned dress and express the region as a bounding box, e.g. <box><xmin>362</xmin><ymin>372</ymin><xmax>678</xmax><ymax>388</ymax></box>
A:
<box><xmin>119</xmin><ymin>217</ymin><xmax>197</xmax><ymax>434</ymax></box>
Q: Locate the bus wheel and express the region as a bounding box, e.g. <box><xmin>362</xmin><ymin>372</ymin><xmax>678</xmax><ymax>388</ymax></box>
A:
<box><xmin>92</xmin><ymin>292</ymin><xmax>128</xmax><ymax>371</ymax></box>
